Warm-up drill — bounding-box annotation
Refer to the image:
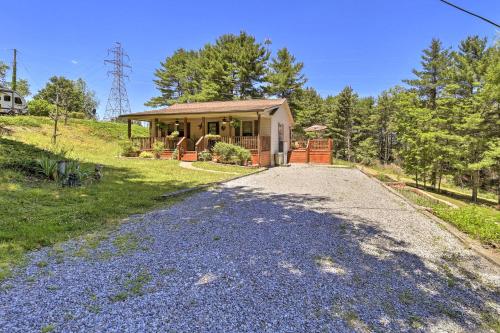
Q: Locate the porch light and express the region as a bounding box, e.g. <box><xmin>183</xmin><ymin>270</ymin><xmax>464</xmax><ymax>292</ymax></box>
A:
<box><xmin>222</xmin><ymin>118</ymin><xmax>227</xmax><ymax>124</ymax></box>
<box><xmin>175</xmin><ymin>120</ymin><xmax>179</xmax><ymax>126</ymax></box>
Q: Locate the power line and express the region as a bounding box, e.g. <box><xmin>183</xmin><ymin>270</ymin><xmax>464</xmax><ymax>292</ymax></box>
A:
<box><xmin>104</xmin><ymin>42</ymin><xmax>131</xmax><ymax>120</ymax></box>
<box><xmin>439</xmin><ymin>0</ymin><xmax>500</xmax><ymax>28</ymax></box>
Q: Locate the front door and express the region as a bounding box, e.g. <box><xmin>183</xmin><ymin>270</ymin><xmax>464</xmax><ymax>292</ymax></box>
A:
<box><xmin>178</xmin><ymin>123</ymin><xmax>190</xmax><ymax>138</ymax></box>
<box><xmin>207</xmin><ymin>122</ymin><xmax>219</xmax><ymax>135</ymax></box>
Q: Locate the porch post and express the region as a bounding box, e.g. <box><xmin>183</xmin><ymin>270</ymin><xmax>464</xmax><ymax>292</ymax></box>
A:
<box><xmin>228</xmin><ymin>116</ymin><xmax>233</xmax><ymax>138</ymax></box>
<box><xmin>153</xmin><ymin>118</ymin><xmax>158</xmax><ymax>137</ymax></box>
<box><xmin>183</xmin><ymin>117</ymin><xmax>188</xmax><ymax>138</ymax></box>
<box><xmin>257</xmin><ymin>112</ymin><xmax>261</xmax><ymax>166</ymax></box>
<box><xmin>149</xmin><ymin>121</ymin><xmax>153</xmax><ymax>137</ymax></box>
<box><xmin>201</xmin><ymin>117</ymin><xmax>206</xmax><ymax>135</ymax></box>
<box><xmin>127</xmin><ymin>119</ymin><xmax>132</xmax><ymax>139</ymax></box>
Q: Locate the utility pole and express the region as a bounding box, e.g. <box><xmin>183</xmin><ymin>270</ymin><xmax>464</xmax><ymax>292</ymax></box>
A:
<box><xmin>104</xmin><ymin>42</ymin><xmax>131</xmax><ymax>120</ymax></box>
<box><xmin>11</xmin><ymin>48</ymin><xmax>17</xmax><ymax>114</ymax></box>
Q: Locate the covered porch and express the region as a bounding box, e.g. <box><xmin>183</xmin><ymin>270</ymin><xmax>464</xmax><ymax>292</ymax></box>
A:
<box><xmin>125</xmin><ymin>113</ymin><xmax>272</xmax><ymax>166</ymax></box>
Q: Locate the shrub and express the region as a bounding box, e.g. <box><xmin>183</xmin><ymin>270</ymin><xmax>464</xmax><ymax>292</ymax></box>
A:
<box><xmin>27</xmin><ymin>99</ymin><xmax>55</xmax><ymax>117</ymax></box>
<box><xmin>169</xmin><ymin>131</ymin><xmax>179</xmax><ymax>138</ymax></box>
<box><xmin>69</xmin><ymin>111</ymin><xmax>86</xmax><ymax>119</ymax></box>
<box><xmin>139</xmin><ymin>151</ymin><xmax>154</xmax><ymax>159</ymax></box>
<box><xmin>37</xmin><ymin>155</ymin><xmax>58</xmax><ymax>180</ymax></box>
<box><xmin>198</xmin><ymin>150</ymin><xmax>212</xmax><ymax>161</ymax></box>
<box><xmin>204</xmin><ymin>134</ymin><xmax>221</xmax><ymax>140</ymax></box>
<box><xmin>212</xmin><ymin>142</ymin><xmax>251</xmax><ymax>165</ymax></box>
<box><xmin>119</xmin><ymin>140</ymin><xmax>140</xmax><ymax>157</ymax></box>
<box><xmin>152</xmin><ymin>141</ymin><xmax>165</xmax><ymax>159</ymax></box>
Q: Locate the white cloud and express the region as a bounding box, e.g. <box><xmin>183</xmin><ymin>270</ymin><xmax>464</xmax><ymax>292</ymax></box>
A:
<box><xmin>71</xmin><ymin>60</ymin><xmax>78</xmax><ymax>64</ymax></box>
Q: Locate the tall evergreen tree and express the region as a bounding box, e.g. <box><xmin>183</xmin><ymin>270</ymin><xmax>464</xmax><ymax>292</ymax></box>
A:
<box><xmin>265</xmin><ymin>48</ymin><xmax>306</xmax><ymax>100</ymax></box>
<box><xmin>405</xmin><ymin>38</ymin><xmax>455</xmax><ymax>188</ymax></box>
<box><xmin>146</xmin><ymin>49</ymin><xmax>202</xmax><ymax>107</ymax></box>
<box><xmin>198</xmin><ymin>32</ymin><xmax>269</xmax><ymax>101</ymax></box>
<box><xmin>404</xmin><ymin>39</ymin><xmax>451</xmax><ymax>110</ymax></box>
<box><xmin>292</xmin><ymin>87</ymin><xmax>324</xmax><ymax>130</ymax></box>
<box><xmin>451</xmin><ymin>36</ymin><xmax>491</xmax><ymax>201</ymax></box>
<box><xmin>375</xmin><ymin>88</ymin><xmax>401</xmax><ymax>164</ymax></box>
<box><xmin>328</xmin><ymin>86</ymin><xmax>357</xmax><ymax>161</ymax></box>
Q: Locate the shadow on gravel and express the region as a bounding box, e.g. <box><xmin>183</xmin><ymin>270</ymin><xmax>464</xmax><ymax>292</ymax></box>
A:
<box><xmin>207</xmin><ymin>185</ymin><xmax>499</xmax><ymax>332</ymax></box>
<box><xmin>1</xmin><ymin>178</ymin><xmax>498</xmax><ymax>332</ymax></box>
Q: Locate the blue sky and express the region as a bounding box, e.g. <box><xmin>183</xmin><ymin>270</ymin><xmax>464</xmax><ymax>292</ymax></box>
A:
<box><xmin>2</xmin><ymin>0</ymin><xmax>499</xmax><ymax>118</ymax></box>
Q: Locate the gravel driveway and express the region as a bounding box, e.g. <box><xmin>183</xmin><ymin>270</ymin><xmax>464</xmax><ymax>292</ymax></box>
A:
<box><xmin>1</xmin><ymin>165</ymin><xmax>499</xmax><ymax>332</ymax></box>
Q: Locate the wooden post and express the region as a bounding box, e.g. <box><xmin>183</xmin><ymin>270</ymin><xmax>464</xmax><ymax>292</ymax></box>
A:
<box><xmin>153</xmin><ymin>118</ymin><xmax>158</xmax><ymax>138</ymax></box>
<box><xmin>257</xmin><ymin>113</ymin><xmax>261</xmax><ymax>166</ymax></box>
<box><xmin>183</xmin><ymin>117</ymin><xmax>188</xmax><ymax>138</ymax></box>
<box><xmin>201</xmin><ymin>117</ymin><xmax>206</xmax><ymax>135</ymax></box>
<box><xmin>127</xmin><ymin>119</ymin><xmax>132</xmax><ymax>139</ymax></box>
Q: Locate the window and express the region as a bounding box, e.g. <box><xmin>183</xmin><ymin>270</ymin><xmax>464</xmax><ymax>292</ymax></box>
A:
<box><xmin>14</xmin><ymin>97</ymin><xmax>22</xmax><ymax>105</ymax></box>
<box><xmin>242</xmin><ymin>121</ymin><xmax>253</xmax><ymax>136</ymax></box>
<box><xmin>3</xmin><ymin>95</ymin><xmax>11</xmax><ymax>102</ymax></box>
<box><xmin>207</xmin><ymin>122</ymin><xmax>219</xmax><ymax>135</ymax></box>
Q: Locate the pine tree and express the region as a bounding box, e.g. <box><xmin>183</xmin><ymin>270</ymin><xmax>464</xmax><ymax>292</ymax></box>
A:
<box><xmin>328</xmin><ymin>86</ymin><xmax>357</xmax><ymax>161</ymax></box>
<box><xmin>451</xmin><ymin>36</ymin><xmax>491</xmax><ymax>202</ymax></box>
<box><xmin>404</xmin><ymin>39</ymin><xmax>451</xmax><ymax>110</ymax></box>
<box><xmin>292</xmin><ymin>87</ymin><xmax>324</xmax><ymax>130</ymax></box>
<box><xmin>198</xmin><ymin>32</ymin><xmax>269</xmax><ymax>100</ymax></box>
<box><xmin>265</xmin><ymin>48</ymin><xmax>306</xmax><ymax>100</ymax></box>
<box><xmin>146</xmin><ymin>49</ymin><xmax>202</xmax><ymax>106</ymax></box>
<box><xmin>375</xmin><ymin>88</ymin><xmax>401</xmax><ymax>164</ymax></box>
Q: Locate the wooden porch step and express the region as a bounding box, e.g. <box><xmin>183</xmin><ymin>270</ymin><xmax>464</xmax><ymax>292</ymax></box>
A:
<box><xmin>181</xmin><ymin>151</ymin><xmax>197</xmax><ymax>162</ymax></box>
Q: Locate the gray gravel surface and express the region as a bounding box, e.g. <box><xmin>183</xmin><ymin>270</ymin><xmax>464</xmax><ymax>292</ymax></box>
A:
<box><xmin>1</xmin><ymin>165</ymin><xmax>499</xmax><ymax>332</ymax></box>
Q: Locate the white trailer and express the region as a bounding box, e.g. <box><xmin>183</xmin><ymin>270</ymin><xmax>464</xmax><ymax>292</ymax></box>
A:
<box><xmin>0</xmin><ymin>88</ymin><xmax>27</xmax><ymax>115</ymax></box>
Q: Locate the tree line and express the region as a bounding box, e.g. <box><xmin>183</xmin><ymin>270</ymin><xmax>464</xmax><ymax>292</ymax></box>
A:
<box><xmin>148</xmin><ymin>32</ymin><xmax>499</xmax><ymax>202</ymax></box>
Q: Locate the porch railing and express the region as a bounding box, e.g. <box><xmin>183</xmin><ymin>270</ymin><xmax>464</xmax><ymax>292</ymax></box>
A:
<box><xmin>202</xmin><ymin>135</ymin><xmax>270</xmax><ymax>151</ymax></box>
<box><xmin>133</xmin><ymin>135</ymin><xmax>272</xmax><ymax>152</ymax></box>
<box><xmin>309</xmin><ymin>138</ymin><xmax>332</xmax><ymax>150</ymax></box>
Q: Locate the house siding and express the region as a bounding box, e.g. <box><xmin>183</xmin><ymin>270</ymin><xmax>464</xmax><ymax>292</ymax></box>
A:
<box><xmin>270</xmin><ymin>105</ymin><xmax>292</xmax><ymax>165</ymax></box>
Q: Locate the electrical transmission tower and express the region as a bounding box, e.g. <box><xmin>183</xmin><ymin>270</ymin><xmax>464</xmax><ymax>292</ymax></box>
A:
<box><xmin>104</xmin><ymin>42</ymin><xmax>131</xmax><ymax>120</ymax></box>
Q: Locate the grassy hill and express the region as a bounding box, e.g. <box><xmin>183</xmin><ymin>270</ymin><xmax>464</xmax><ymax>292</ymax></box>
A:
<box><xmin>0</xmin><ymin>116</ymin><xmax>240</xmax><ymax>280</ymax></box>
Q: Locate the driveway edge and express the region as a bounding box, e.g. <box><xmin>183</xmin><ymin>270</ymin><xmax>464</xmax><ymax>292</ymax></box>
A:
<box><xmin>161</xmin><ymin>167</ymin><xmax>267</xmax><ymax>199</ymax></box>
<box><xmin>356</xmin><ymin>166</ymin><xmax>500</xmax><ymax>268</ymax></box>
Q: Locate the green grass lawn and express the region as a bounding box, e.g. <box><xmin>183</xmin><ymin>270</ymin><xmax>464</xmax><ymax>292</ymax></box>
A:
<box><xmin>0</xmin><ymin>116</ymin><xmax>241</xmax><ymax>279</ymax></box>
<box><xmin>192</xmin><ymin>161</ymin><xmax>260</xmax><ymax>175</ymax></box>
<box><xmin>395</xmin><ymin>189</ymin><xmax>499</xmax><ymax>247</ymax></box>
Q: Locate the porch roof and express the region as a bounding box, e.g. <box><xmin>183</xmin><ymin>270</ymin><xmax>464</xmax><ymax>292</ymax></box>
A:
<box><xmin>119</xmin><ymin>99</ymin><xmax>286</xmax><ymax>119</ymax></box>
